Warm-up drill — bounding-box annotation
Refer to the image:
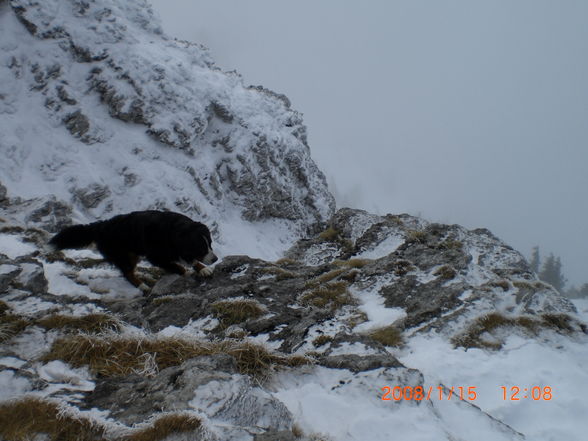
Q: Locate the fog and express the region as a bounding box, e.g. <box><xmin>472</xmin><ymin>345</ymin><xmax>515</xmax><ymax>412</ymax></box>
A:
<box><xmin>149</xmin><ymin>0</ymin><xmax>588</xmax><ymax>287</ymax></box>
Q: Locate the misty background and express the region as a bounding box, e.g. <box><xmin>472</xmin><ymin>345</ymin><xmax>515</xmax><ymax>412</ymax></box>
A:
<box><xmin>149</xmin><ymin>0</ymin><xmax>588</xmax><ymax>288</ymax></box>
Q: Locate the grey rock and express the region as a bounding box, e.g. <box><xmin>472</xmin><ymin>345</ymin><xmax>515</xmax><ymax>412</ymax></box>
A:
<box><xmin>24</xmin><ymin>196</ymin><xmax>73</xmax><ymax>232</ymax></box>
<box><xmin>13</xmin><ymin>261</ymin><xmax>48</xmax><ymax>295</ymax></box>
<box><xmin>0</xmin><ymin>263</ymin><xmax>22</xmax><ymax>294</ymax></box>
<box><xmin>73</xmin><ymin>184</ymin><xmax>111</xmax><ymax>210</ymax></box>
<box><xmin>63</xmin><ymin>110</ymin><xmax>90</xmax><ymax>139</ymax></box>
<box><xmin>318</xmin><ymin>354</ymin><xmax>403</xmax><ymax>373</ymax></box>
<box><xmin>0</xmin><ymin>181</ymin><xmax>8</xmax><ymax>207</ymax></box>
<box><xmin>85</xmin><ymin>355</ymin><xmax>293</xmax><ymax>433</ymax></box>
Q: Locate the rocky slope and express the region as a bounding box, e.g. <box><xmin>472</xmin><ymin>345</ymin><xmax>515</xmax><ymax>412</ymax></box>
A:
<box><xmin>0</xmin><ymin>0</ymin><xmax>334</xmax><ymax>258</ymax></box>
<box><xmin>1</xmin><ymin>205</ymin><xmax>585</xmax><ymax>441</ymax></box>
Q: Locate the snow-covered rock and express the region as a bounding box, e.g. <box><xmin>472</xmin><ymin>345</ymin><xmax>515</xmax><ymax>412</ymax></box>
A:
<box><xmin>0</xmin><ymin>0</ymin><xmax>334</xmax><ymax>260</ymax></box>
<box><xmin>1</xmin><ymin>207</ymin><xmax>586</xmax><ymax>440</ymax></box>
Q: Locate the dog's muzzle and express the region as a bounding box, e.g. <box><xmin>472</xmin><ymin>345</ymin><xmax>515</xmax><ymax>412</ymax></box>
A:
<box><xmin>202</xmin><ymin>251</ymin><xmax>218</xmax><ymax>265</ymax></box>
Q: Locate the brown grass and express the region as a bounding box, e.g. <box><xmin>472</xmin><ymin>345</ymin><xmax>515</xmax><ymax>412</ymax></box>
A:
<box><xmin>368</xmin><ymin>325</ymin><xmax>403</xmax><ymax>347</ymax></box>
<box><xmin>126</xmin><ymin>413</ymin><xmax>202</xmax><ymax>441</ymax></box>
<box><xmin>452</xmin><ymin>312</ymin><xmax>581</xmax><ymax>350</ymax></box>
<box><xmin>318</xmin><ymin>227</ymin><xmax>340</xmax><ymax>242</ymax></box>
<box><xmin>0</xmin><ymin>397</ymin><xmax>204</xmax><ymax>441</ymax></box>
<box><xmin>312</xmin><ymin>335</ymin><xmax>334</xmax><ymax>347</ymax></box>
<box><xmin>211</xmin><ymin>299</ymin><xmax>266</xmax><ymax>328</ymax></box>
<box><xmin>305</xmin><ymin>268</ymin><xmax>347</xmax><ymax>288</ymax></box>
<box><xmin>261</xmin><ymin>266</ymin><xmax>298</xmax><ymax>280</ymax></box>
<box><xmin>0</xmin><ymin>397</ymin><xmax>105</xmax><ymax>441</ymax></box>
<box><xmin>274</xmin><ymin>257</ymin><xmax>298</xmax><ymax>266</ymax></box>
<box><xmin>41</xmin><ymin>335</ymin><xmax>309</xmax><ymax>381</ymax></box>
<box><xmin>37</xmin><ymin>313</ymin><xmax>123</xmax><ymax>333</ymax></box>
<box><xmin>406</xmin><ymin>230</ymin><xmax>427</xmax><ymax>244</ymax></box>
<box><xmin>489</xmin><ymin>280</ymin><xmax>511</xmax><ymax>291</ymax></box>
<box><xmin>333</xmin><ymin>258</ymin><xmax>372</xmax><ymax>268</ymax></box>
<box><xmin>0</xmin><ymin>313</ymin><xmax>30</xmax><ymax>343</ymax></box>
<box><xmin>300</xmin><ymin>281</ymin><xmax>356</xmax><ymax>311</ymax></box>
<box><xmin>317</xmin><ymin>227</ymin><xmax>354</xmax><ymax>253</ymax></box>
<box><xmin>389</xmin><ymin>260</ymin><xmax>414</xmax><ymax>277</ymax></box>
<box><xmin>436</xmin><ymin>240</ymin><xmax>463</xmax><ymax>250</ymax></box>
<box><xmin>433</xmin><ymin>265</ymin><xmax>457</xmax><ymax>280</ymax></box>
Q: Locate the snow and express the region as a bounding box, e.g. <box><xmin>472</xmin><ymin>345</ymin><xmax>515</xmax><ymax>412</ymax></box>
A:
<box><xmin>398</xmin><ymin>322</ymin><xmax>588</xmax><ymax>441</ymax></box>
<box><xmin>37</xmin><ymin>360</ymin><xmax>95</xmax><ymax>392</ymax></box>
<box><xmin>353</xmin><ymin>287</ymin><xmax>407</xmax><ymax>333</ymax></box>
<box><xmin>0</xmin><ymin>234</ymin><xmax>36</xmax><ymax>259</ymax></box>
<box><xmin>0</xmin><ymin>370</ymin><xmax>31</xmax><ymax>400</ymax></box>
<box><xmin>354</xmin><ymin>233</ymin><xmax>405</xmax><ymax>259</ymax></box>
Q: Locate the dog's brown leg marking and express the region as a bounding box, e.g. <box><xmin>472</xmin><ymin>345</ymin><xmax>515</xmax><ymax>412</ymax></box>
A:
<box><xmin>123</xmin><ymin>270</ymin><xmax>142</xmax><ymax>287</ymax></box>
<box><xmin>194</xmin><ymin>261</ymin><xmax>213</xmax><ymax>277</ymax></box>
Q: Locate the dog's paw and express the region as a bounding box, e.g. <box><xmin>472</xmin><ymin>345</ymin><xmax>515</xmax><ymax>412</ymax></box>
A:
<box><xmin>198</xmin><ymin>266</ymin><xmax>214</xmax><ymax>277</ymax></box>
<box><xmin>138</xmin><ymin>283</ymin><xmax>151</xmax><ymax>293</ymax></box>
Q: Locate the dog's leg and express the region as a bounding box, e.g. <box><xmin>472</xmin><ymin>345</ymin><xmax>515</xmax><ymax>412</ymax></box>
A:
<box><xmin>194</xmin><ymin>261</ymin><xmax>213</xmax><ymax>277</ymax></box>
<box><xmin>123</xmin><ymin>270</ymin><xmax>150</xmax><ymax>293</ymax></box>
<box><xmin>107</xmin><ymin>251</ymin><xmax>149</xmax><ymax>293</ymax></box>
<box><xmin>148</xmin><ymin>259</ymin><xmax>187</xmax><ymax>276</ymax></box>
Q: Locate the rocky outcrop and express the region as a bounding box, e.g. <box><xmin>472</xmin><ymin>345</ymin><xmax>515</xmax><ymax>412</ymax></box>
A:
<box><xmin>0</xmin><ymin>0</ymin><xmax>334</xmax><ymax>248</ymax></box>
<box><xmin>0</xmin><ymin>207</ymin><xmax>582</xmax><ymax>440</ymax></box>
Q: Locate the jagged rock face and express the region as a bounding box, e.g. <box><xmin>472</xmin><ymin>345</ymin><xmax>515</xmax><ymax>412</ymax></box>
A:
<box><xmin>287</xmin><ymin>208</ymin><xmax>578</xmax><ymax>333</ymax></box>
<box><xmin>0</xmin><ymin>0</ymin><xmax>334</xmax><ymax>246</ymax></box>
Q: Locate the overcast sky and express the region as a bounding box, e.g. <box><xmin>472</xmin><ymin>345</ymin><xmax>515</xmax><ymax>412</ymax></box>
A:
<box><xmin>149</xmin><ymin>0</ymin><xmax>588</xmax><ymax>287</ymax></box>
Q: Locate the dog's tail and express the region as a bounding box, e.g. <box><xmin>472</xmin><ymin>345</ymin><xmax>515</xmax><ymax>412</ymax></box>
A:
<box><xmin>48</xmin><ymin>223</ymin><xmax>97</xmax><ymax>251</ymax></box>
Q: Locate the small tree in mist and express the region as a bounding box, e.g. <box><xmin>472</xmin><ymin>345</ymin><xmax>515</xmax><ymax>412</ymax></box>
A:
<box><xmin>529</xmin><ymin>246</ymin><xmax>540</xmax><ymax>273</ymax></box>
<box><xmin>539</xmin><ymin>253</ymin><xmax>567</xmax><ymax>292</ymax></box>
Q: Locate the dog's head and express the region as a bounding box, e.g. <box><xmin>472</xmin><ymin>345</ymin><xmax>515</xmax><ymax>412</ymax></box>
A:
<box><xmin>199</xmin><ymin>227</ymin><xmax>218</xmax><ymax>265</ymax></box>
<box><xmin>183</xmin><ymin>223</ymin><xmax>217</xmax><ymax>265</ymax></box>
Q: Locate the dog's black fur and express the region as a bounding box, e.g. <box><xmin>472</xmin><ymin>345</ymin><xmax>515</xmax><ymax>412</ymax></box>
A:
<box><xmin>49</xmin><ymin>210</ymin><xmax>217</xmax><ymax>290</ymax></box>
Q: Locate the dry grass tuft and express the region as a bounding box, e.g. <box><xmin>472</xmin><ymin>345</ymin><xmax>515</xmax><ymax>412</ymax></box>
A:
<box><xmin>433</xmin><ymin>265</ymin><xmax>457</xmax><ymax>280</ymax></box>
<box><xmin>489</xmin><ymin>280</ymin><xmax>511</xmax><ymax>292</ymax></box>
<box><xmin>368</xmin><ymin>325</ymin><xmax>403</xmax><ymax>347</ymax></box>
<box><xmin>126</xmin><ymin>413</ymin><xmax>202</xmax><ymax>441</ymax></box>
<box><xmin>305</xmin><ymin>268</ymin><xmax>347</xmax><ymax>288</ymax></box>
<box><xmin>37</xmin><ymin>313</ymin><xmax>123</xmax><ymax>334</ymax></box>
<box><xmin>318</xmin><ymin>226</ymin><xmax>340</xmax><ymax>242</ymax></box>
<box><xmin>0</xmin><ymin>312</ymin><xmax>30</xmax><ymax>343</ymax></box>
<box><xmin>41</xmin><ymin>335</ymin><xmax>309</xmax><ymax>381</ymax></box>
<box><xmin>0</xmin><ymin>397</ymin><xmax>205</xmax><ymax>441</ymax></box>
<box><xmin>0</xmin><ymin>397</ymin><xmax>105</xmax><ymax>441</ymax></box>
<box><xmin>312</xmin><ymin>335</ymin><xmax>334</xmax><ymax>347</ymax></box>
<box><xmin>452</xmin><ymin>312</ymin><xmax>581</xmax><ymax>350</ymax></box>
<box><xmin>333</xmin><ymin>258</ymin><xmax>372</xmax><ymax>269</ymax></box>
<box><xmin>300</xmin><ymin>281</ymin><xmax>356</xmax><ymax>311</ymax></box>
<box><xmin>0</xmin><ymin>300</ymin><xmax>9</xmax><ymax>315</ymax></box>
<box><xmin>436</xmin><ymin>240</ymin><xmax>463</xmax><ymax>251</ymax></box>
<box><xmin>317</xmin><ymin>227</ymin><xmax>354</xmax><ymax>253</ymax></box>
<box><xmin>274</xmin><ymin>257</ymin><xmax>298</xmax><ymax>266</ymax></box>
<box><xmin>261</xmin><ymin>266</ymin><xmax>298</xmax><ymax>280</ymax></box>
<box><xmin>406</xmin><ymin>230</ymin><xmax>427</xmax><ymax>244</ymax></box>
<box><xmin>211</xmin><ymin>299</ymin><xmax>266</xmax><ymax>328</ymax></box>
<box><xmin>541</xmin><ymin>313</ymin><xmax>575</xmax><ymax>332</ymax></box>
<box><xmin>389</xmin><ymin>260</ymin><xmax>414</xmax><ymax>277</ymax></box>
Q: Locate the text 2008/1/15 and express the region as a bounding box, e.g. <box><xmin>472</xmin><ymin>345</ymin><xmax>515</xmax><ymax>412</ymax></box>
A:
<box><xmin>381</xmin><ymin>386</ymin><xmax>477</xmax><ymax>401</ymax></box>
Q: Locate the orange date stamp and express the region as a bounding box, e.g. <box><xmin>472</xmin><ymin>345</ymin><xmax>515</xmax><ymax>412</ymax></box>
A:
<box><xmin>381</xmin><ymin>386</ymin><xmax>478</xmax><ymax>401</ymax></box>
<box><xmin>381</xmin><ymin>386</ymin><xmax>553</xmax><ymax>401</ymax></box>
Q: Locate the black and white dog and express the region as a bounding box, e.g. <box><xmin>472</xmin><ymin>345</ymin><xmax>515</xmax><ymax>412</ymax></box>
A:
<box><xmin>49</xmin><ymin>210</ymin><xmax>217</xmax><ymax>291</ymax></box>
